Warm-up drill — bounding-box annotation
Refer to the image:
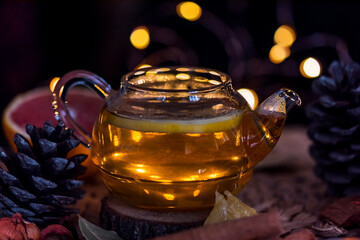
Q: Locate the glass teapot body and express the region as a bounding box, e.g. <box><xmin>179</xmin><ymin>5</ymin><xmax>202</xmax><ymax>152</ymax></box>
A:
<box><xmin>52</xmin><ymin>67</ymin><xmax>300</xmax><ymax>209</ymax></box>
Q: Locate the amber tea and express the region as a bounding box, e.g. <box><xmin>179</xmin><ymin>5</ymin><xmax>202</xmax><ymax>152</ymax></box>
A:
<box><xmin>91</xmin><ymin>108</ymin><xmax>286</xmax><ymax>209</ymax></box>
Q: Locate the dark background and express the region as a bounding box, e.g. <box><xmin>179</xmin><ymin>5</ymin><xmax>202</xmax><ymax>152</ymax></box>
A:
<box><xmin>1</xmin><ymin>1</ymin><xmax>360</xmax><ymax>144</ymax></box>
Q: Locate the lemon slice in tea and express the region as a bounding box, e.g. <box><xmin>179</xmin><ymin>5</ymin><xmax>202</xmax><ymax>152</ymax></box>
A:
<box><xmin>104</xmin><ymin>112</ymin><xmax>243</xmax><ymax>133</ymax></box>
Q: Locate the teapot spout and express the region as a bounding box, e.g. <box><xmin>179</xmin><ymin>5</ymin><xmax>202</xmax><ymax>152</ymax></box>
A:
<box><xmin>242</xmin><ymin>88</ymin><xmax>301</xmax><ymax>168</ymax></box>
<box><xmin>255</xmin><ymin>88</ymin><xmax>302</xmax><ymax>117</ymax></box>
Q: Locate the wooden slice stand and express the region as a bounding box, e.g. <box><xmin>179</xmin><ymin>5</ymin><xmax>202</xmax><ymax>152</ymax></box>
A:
<box><xmin>100</xmin><ymin>195</ymin><xmax>211</xmax><ymax>240</ymax></box>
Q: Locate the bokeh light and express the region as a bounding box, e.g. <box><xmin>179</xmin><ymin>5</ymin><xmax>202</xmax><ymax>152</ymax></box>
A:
<box><xmin>193</xmin><ymin>190</ymin><xmax>200</xmax><ymax>197</ymax></box>
<box><xmin>300</xmin><ymin>57</ymin><xmax>322</xmax><ymax>78</ymax></box>
<box><xmin>163</xmin><ymin>193</ymin><xmax>175</xmax><ymax>200</ymax></box>
<box><xmin>269</xmin><ymin>44</ymin><xmax>290</xmax><ymax>64</ymax></box>
<box><xmin>130</xmin><ymin>26</ymin><xmax>150</xmax><ymax>49</ymax></box>
<box><xmin>176</xmin><ymin>1</ymin><xmax>202</xmax><ymax>21</ymax></box>
<box><xmin>237</xmin><ymin>88</ymin><xmax>259</xmax><ymax>110</ymax></box>
<box><xmin>274</xmin><ymin>25</ymin><xmax>296</xmax><ymax>47</ymax></box>
<box><xmin>175</xmin><ymin>73</ymin><xmax>191</xmax><ymax>80</ymax></box>
<box><xmin>135</xmin><ymin>64</ymin><xmax>152</xmax><ymax>70</ymax></box>
<box><xmin>136</xmin><ymin>168</ymin><xmax>146</xmax><ymax>173</ymax></box>
<box><xmin>131</xmin><ymin>131</ymin><xmax>142</xmax><ymax>143</ymax></box>
<box><xmin>49</xmin><ymin>77</ymin><xmax>60</xmax><ymax>92</ymax></box>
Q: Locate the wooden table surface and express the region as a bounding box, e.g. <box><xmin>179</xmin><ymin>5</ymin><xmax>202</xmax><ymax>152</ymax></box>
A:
<box><xmin>74</xmin><ymin>125</ymin><xmax>360</xmax><ymax>239</ymax></box>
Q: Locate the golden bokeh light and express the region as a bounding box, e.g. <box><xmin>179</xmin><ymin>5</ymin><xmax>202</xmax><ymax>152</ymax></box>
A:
<box><xmin>150</xmin><ymin>175</ymin><xmax>161</xmax><ymax>179</ymax></box>
<box><xmin>193</xmin><ymin>190</ymin><xmax>200</xmax><ymax>197</ymax></box>
<box><xmin>214</xmin><ymin>132</ymin><xmax>223</xmax><ymax>140</ymax></box>
<box><xmin>176</xmin><ymin>1</ymin><xmax>202</xmax><ymax>21</ymax></box>
<box><xmin>274</xmin><ymin>25</ymin><xmax>296</xmax><ymax>47</ymax></box>
<box><xmin>49</xmin><ymin>77</ymin><xmax>60</xmax><ymax>92</ymax></box>
<box><xmin>186</xmin><ymin>133</ymin><xmax>201</xmax><ymax>137</ymax></box>
<box><xmin>208</xmin><ymin>80</ymin><xmax>221</xmax><ymax>85</ymax></box>
<box><xmin>175</xmin><ymin>73</ymin><xmax>191</xmax><ymax>80</ymax></box>
<box><xmin>269</xmin><ymin>44</ymin><xmax>290</xmax><ymax>64</ymax></box>
<box><xmin>146</xmin><ymin>69</ymin><xmax>158</xmax><ymax>76</ymax></box>
<box><xmin>113</xmin><ymin>135</ymin><xmax>120</xmax><ymax>147</ymax></box>
<box><xmin>163</xmin><ymin>193</ymin><xmax>175</xmax><ymax>200</ymax></box>
<box><xmin>300</xmin><ymin>57</ymin><xmax>322</xmax><ymax>78</ymax></box>
<box><xmin>209</xmin><ymin>173</ymin><xmax>218</xmax><ymax>178</ymax></box>
<box><xmin>131</xmin><ymin>131</ymin><xmax>142</xmax><ymax>143</ymax></box>
<box><xmin>130</xmin><ymin>26</ymin><xmax>150</xmax><ymax>49</ymax></box>
<box><xmin>237</xmin><ymin>88</ymin><xmax>259</xmax><ymax>110</ymax></box>
<box><xmin>135</xmin><ymin>64</ymin><xmax>152</xmax><ymax>70</ymax></box>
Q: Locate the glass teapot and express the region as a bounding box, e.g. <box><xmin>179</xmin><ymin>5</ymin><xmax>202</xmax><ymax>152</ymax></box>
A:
<box><xmin>51</xmin><ymin>66</ymin><xmax>301</xmax><ymax>210</ymax></box>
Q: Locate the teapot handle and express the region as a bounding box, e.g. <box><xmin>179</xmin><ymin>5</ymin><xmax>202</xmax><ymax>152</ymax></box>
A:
<box><xmin>50</xmin><ymin>70</ymin><xmax>113</xmax><ymax>147</ymax></box>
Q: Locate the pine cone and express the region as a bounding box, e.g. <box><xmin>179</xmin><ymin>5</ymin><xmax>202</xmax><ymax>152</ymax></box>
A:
<box><xmin>307</xmin><ymin>60</ymin><xmax>360</xmax><ymax>196</ymax></box>
<box><xmin>0</xmin><ymin>121</ymin><xmax>86</xmax><ymax>227</ymax></box>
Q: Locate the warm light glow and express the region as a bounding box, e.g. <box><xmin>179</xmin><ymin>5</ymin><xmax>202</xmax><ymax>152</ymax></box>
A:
<box><xmin>183</xmin><ymin>175</ymin><xmax>200</xmax><ymax>181</ymax></box>
<box><xmin>194</xmin><ymin>68</ymin><xmax>208</xmax><ymax>73</ymax></box>
<box><xmin>113</xmin><ymin>135</ymin><xmax>120</xmax><ymax>147</ymax></box>
<box><xmin>112</xmin><ymin>152</ymin><xmax>124</xmax><ymax>158</ymax></box>
<box><xmin>150</xmin><ymin>175</ymin><xmax>161</xmax><ymax>179</ymax></box>
<box><xmin>237</xmin><ymin>88</ymin><xmax>259</xmax><ymax>110</ymax></box>
<box><xmin>134</xmin><ymin>70</ymin><xmax>145</xmax><ymax>76</ymax></box>
<box><xmin>208</xmin><ymin>80</ymin><xmax>221</xmax><ymax>85</ymax></box>
<box><xmin>157</xmin><ymin>68</ymin><xmax>171</xmax><ymax>72</ymax></box>
<box><xmin>163</xmin><ymin>193</ymin><xmax>175</xmax><ymax>200</ymax></box>
<box><xmin>300</xmin><ymin>57</ymin><xmax>322</xmax><ymax>78</ymax></box>
<box><xmin>176</xmin><ymin>73</ymin><xmax>191</xmax><ymax>80</ymax></box>
<box><xmin>49</xmin><ymin>77</ymin><xmax>60</xmax><ymax>92</ymax></box>
<box><xmin>146</xmin><ymin>69</ymin><xmax>158</xmax><ymax>76</ymax></box>
<box><xmin>209</xmin><ymin>173</ymin><xmax>218</xmax><ymax>178</ymax></box>
<box><xmin>274</xmin><ymin>25</ymin><xmax>296</xmax><ymax>47</ymax></box>
<box><xmin>193</xmin><ymin>76</ymin><xmax>208</xmax><ymax>82</ymax></box>
<box><xmin>235</xmin><ymin>130</ymin><xmax>241</xmax><ymax>147</ymax></box>
<box><xmin>130</xmin><ymin>26</ymin><xmax>150</xmax><ymax>49</ymax></box>
<box><xmin>193</xmin><ymin>190</ymin><xmax>200</xmax><ymax>197</ymax></box>
<box><xmin>176</xmin><ymin>67</ymin><xmax>191</xmax><ymax>72</ymax></box>
<box><xmin>209</xmin><ymin>71</ymin><xmax>220</xmax><ymax>76</ymax></box>
<box><xmin>131</xmin><ymin>131</ymin><xmax>142</xmax><ymax>143</ymax></box>
<box><xmin>186</xmin><ymin>133</ymin><xmax>201</xmax><ymax>137</ymax></box>
<box><xmin>137</xmin><ymin>79</ymin><xmax>145</xmax><ymax>85</ymax></box>
<box><xmin>94</xmin><ymin>84</ymin><xmax>109</xmax><ymax>98</ymax></box>
<box><xmin>269</xmin><ymin>44</ymin><xmax>290</xmax><ymax>64</ymax></box>
<box><xmin>214</xmin><ymin>132</ymin><xmax>223</xmax><ymax>140</ymax></box>
<box><xmin>136</xmin><ymin>168</ymin><xmax>146</xmax><ymax>173</ymax></box>
<box><xmin>135</xmin><ymin>64</ymin><xmax>152</xmax><ymax>70</ymax></box>
<box><xmin>145</xmin><ymin>132</ymin><xmax>167</xmax><ymax>136</ymax></box>
<box><xmin>144</xmin><ymin>189</ymin><xmax>150</xmax><ymax>194</ymax></box>
<box><xmin>176</xmin><ymin>2</ymin><xmax>202</xmax><ymax>21</ymax></box>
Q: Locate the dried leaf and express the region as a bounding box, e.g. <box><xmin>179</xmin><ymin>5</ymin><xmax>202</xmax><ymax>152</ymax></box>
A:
<box><xmin>279</xmin><ymin>205</ymin><xmax>303</xmax><ymax>222</ymax></box>
<box><xmin>204</xmin><ymin>191</ymin><xmax>257</xmax><ymax>225</ymax></box>
<box><xmin>279</xmin><ymin>206</ymin><xmax>317</xmax><ymax>234</ymax></box>
<box><xmin>78</xmin><ymin>215</ymin><xmax>122</xmax><ymax>240</ymax></box>
<box><xmin>311</xmin><ymin>220</ymin><xmax>347</xmax><ymax>238</ymax></box>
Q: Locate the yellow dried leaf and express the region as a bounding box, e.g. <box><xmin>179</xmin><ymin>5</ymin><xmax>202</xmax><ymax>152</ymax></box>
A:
<box><xmin>204</xmin><ymin>190</ymin><xmax>257</xmax><ymax>225</ymax></box>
